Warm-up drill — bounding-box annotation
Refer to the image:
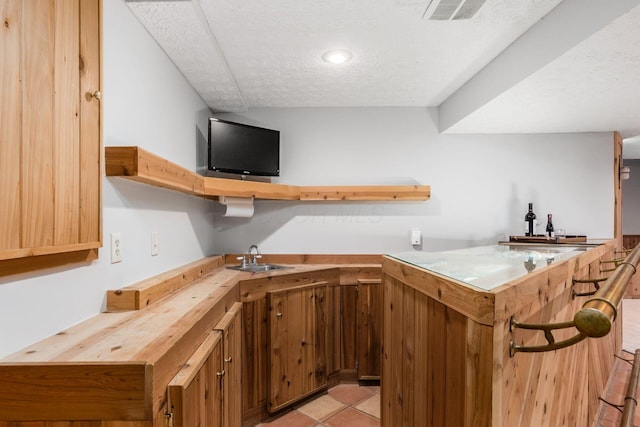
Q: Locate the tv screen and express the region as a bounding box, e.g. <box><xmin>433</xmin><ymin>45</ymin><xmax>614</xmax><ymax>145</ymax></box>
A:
<box><xmin>208</xmin><ymin>118</ymin><xmax>280</xmax><ymax>177</ymax></box>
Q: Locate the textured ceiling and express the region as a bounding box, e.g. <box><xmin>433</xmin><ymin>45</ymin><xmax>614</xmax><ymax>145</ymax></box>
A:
<box><xmin>126</xmin><ymin>0</ymin><xmax>640</xmax><ymax>145</ymax></box>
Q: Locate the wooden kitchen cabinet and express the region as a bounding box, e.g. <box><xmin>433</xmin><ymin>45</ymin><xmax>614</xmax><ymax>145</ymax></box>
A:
<box><xmin>168</xmin><ymin>303</ymin><xmax>242</xmax><ymax>427</ymax></box>
<box><xmin>356</xmin><ymin>278</ymin><xmax>383</xmax><ymax>380</ymax></box>
<box><xmin>266</xmin><ymin>282</ymin><xmax>329</xmax><ymax>413</ymax></box>
<box><xmin>217</xmin><ymin>302</ymin><xmax>242</xmax><ymax>427</ymax></box>
<box><xmin>0</xmin><ymin>0</ymin><xmax>102</xmax><ymax>274</ymax></box>
<box><xmin>168</xmin><ymin>330</ymin><xmax>224</xmax><ymax>427</ymax></box>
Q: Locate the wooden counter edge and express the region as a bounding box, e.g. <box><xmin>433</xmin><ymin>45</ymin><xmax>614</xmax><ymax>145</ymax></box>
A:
<box><xmin>0</xmin><ymin>361</ymin><xmax>152</xmax><ymax>420</ymax></box>
<box><xmin>106</xmin><ymin>255</ymin><xmax>225</xmax><ymax>311</ymax></box>
<box><xmin>381</xmin><ymin>256</ymin><xmax>496</xmax><ymax>326</ymax></box>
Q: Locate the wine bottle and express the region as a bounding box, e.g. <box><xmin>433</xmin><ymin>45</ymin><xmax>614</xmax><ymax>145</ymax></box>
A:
<box><xmin>524</xmin><ymin>203</ymin><xmax>536</xmax><ymax>236</ymax></box>
<box><xmin>546</xmin><ymin>214</ymin><xmax>554</xmax><ymax>238</ymax></box>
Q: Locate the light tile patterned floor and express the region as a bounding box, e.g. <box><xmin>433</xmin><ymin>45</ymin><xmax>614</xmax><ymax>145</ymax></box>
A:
<box><xmin>595</xmin><ymin>299</ymin><xmax>640</xmax><ymax>426</ymax></box>
<box><xmin>256</xmin><ymin>384</ymin><xmax>380</xmax><ymax>427</ymax></box>
<box><xmin>623</xmin><ymin>299</ymin><xmax>640</xmax><ymax>353</ymax></box>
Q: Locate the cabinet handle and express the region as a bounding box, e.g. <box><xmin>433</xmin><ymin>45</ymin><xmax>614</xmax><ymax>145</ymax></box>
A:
<box><xmin>216</xmin><ymin>370</ymin><xmax>225</xmax><ymax>378</ymax></box>
<box><xmin>276</xmin><ymin>312</ymin><xmax>283</xmax><ymax>318</ymax></box>
<box><xmin>225</xmin><ymin>357</ymin><xmax>232</xmax><ymax>363</ymax></box>
<box><xmin>90</xmin><ymin>90</ymin><xmax>101</xmax><ymax>101</ymax></box>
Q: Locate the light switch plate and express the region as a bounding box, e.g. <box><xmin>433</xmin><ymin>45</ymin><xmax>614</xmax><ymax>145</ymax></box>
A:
<box><xmin>111</xmin><ymin>232</ymin><xmax>122</xmax><ymax>264</ymax></box>
<box><xmin>410</xmin><ymin>228</ymin><xmax>421</xmax><ymax>245</ymax></box>
<box><xmin>151</xmin><ymin>231</ymin><xmax>159</xmax><ymax>256</ymax></box>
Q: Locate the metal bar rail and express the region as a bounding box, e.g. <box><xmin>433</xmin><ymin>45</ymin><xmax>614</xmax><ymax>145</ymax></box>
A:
<box><xmin>574</xmin><ymin>245</ymin><xmax>640</xmax><ymax>338</ymax></box>
<box><xmin>511</xmin><ymin>244</ymin><xmax>640</xmax><ymax>356</ymax></box>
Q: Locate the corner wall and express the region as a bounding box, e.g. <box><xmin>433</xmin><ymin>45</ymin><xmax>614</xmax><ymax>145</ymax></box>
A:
<box><xmin>214</xmin><ymin>108</ymin><xmax>614</xmax><ymax>254</ymax></box>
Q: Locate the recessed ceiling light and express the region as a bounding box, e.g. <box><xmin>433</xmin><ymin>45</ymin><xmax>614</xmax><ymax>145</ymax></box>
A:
<box><xmin>322</xmin><ymin>50</ymin><xmax>353</xmax><ymax>64</ymax></box>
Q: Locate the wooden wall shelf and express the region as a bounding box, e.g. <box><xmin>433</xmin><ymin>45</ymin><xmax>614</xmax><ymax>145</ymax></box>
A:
<box><xmin>106</xmin><ymin>146</ymin><xmax>431</xmax><ymax>202</ymax></box>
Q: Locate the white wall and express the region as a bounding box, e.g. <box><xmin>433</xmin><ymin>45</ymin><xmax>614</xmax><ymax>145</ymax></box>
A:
<box><xmin>0</xmin><ymin>0</ymin><xmax>216</xmax><ymax>358</ymax></box>
<box><xmin>213</xmin><ymin>108</ymin><xmax>614</xmax><ymax>254</ymax></box>
<box><xmin>623</xmin><ymin>159</ymin><xmax>640</xmax><ymax>234</ymax></box>
<box><xmin>0</xmin><ymin>2</ymin><xmax>616</xmax><ymax>359</ymax></box>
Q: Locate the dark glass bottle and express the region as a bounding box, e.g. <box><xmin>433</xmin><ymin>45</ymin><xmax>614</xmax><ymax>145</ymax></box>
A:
<box><xmin>524</xmin><ymin>203</ymin><xmax>536</xmax><ymax>236</ymax></box>
<box><xmin>546</xmin><ymin>214</ymin><xmax>554</xmax><ymax>237</ymax></box>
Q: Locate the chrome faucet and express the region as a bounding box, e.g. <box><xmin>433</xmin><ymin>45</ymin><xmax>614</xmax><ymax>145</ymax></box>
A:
<box><xmin>247</xmin><ymin>244</ymin><xmax>262</xmax><ymax>265</ymax></box>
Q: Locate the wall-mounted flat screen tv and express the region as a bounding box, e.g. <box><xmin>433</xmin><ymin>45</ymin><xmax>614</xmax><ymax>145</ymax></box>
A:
<box><xmin>207</xmin><ymin>117</ymin><xmax>280</xmax><ymax>177</ymax></box>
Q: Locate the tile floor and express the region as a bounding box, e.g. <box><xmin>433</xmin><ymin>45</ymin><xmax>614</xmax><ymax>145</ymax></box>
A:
<box><xmin>595</xmin><ymin>298</ymin><xmax>640</xmax><ymax>426</ymax></box>
<box><xmin>623</xmin><ymin>299</ymin><xmax>640</xmax><ymax>353</ymax></box>
<box><xmin>256</xmin><ymin>384</ymin><xmax>380</xmax><ymax>427</ymax></box>
<box><xmin>258</xmin><ymin>299</ymin><xmax>640</xmax><ymax>427</ymax></box>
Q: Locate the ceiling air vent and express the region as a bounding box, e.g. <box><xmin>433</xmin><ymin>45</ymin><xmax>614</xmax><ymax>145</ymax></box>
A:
<box><xmin>423</xmin><ymin>0</ymin><xmax>487</xmax><ymax>20</ymax></box>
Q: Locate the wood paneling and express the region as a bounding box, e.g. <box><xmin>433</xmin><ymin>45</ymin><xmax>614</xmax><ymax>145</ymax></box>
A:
<box><xmin>0</xmin><ymin>423</ymin><xmax>151</xmax><ymax>427</ymax></box>
<box><xmin>22</xmin><ymin>0</ymin><xmax>55</xmax><ymax>248</ymax></box>
<box><xmin>341</xmin><ymin>285</ymin><xmax>357</xmax><ymax>370</ymax></box>
<box><xmin>383</xmin><ymin>243</ymin><xmax>620</xmax><ymax>427</ymax></box>
<box><xmin>78</xmin><ymin>0</ymin><xmax>102</xmax><ymax>244</ymax></box>
<box><xmin>241</xmin><ymin>298</ymin><xmax>268</xmax><ymax>423</ymax></box>
<box><xmin>615</xmin><ymin>131</ymin><xmax>624</xmax><ymax>248</ymax></box>
<box><xmin>327</xmin><ymin>284</ymin><xmax>342</xmax><ymax>380</ymax></box>
<box><xmin>0</xmin><ymin>362</ymin><xmax>151</xmax><ymax>420</ymax></box>
<box><xmin>356</xmin><ymin>279</ymin><xmax>382</xmax><ymax>380</ymax></box>
<box><xmin>54</xmin><ymin>0</ymin><xmax>80</xmax><ymax>245</ymax></box>
<box><xmin>382</xmin><ymin>256</ymin><xmax>495</xmax><ymax>326</ymax></box>
<box><xmin>382</xmin><ymin>275</ymin><xmax>491</xmax><ymax>427</ymax></box>
<box><xmin>0</xmin><ymin>0</ymin><xmax>102</xmax><ymax>270</ymax></box>
<box><xmin>0</xmin><ymin>0</ymin><xmax>22</xmax><ymax>251</ymax></box>
<box><xmin>266</xmin><ymin>283</ymin><xmax>328</xmax><ymax>413</ymax></box>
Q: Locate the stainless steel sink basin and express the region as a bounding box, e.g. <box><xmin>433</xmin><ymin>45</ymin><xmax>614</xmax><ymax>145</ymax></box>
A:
<box><xmin>226</xmin><ymin>263</ymin><xmax>291</xmax><ymax>273</ymax></box>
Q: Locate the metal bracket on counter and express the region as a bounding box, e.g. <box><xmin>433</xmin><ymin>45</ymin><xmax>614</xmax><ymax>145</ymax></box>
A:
<box><xmin>572</xmin><ymin>276</ymin><xmax>607</xmax><ymax>298</ymax></box>
<box><xmin>509</xmin><ymin>317</ymin><xmax>585</xmax><ymax>357</ymax></box>
<box><xmin>510</xmin><ymin>245</ymin><xmax>640</xmax><ymax>357</ymax></box>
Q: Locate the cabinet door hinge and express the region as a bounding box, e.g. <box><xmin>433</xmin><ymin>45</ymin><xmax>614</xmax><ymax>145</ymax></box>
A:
<box><xmin>164</xmin><ymin>411</ymin><xmax>174</xmax><ymax>427</ymax></box>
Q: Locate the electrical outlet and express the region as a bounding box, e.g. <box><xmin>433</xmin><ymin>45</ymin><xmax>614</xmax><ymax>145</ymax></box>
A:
<box><xmin>151</xmin><ymin>231</ymin><xmax>159</xmax><ymax>256</ymax></box>
<box><xmin>111</xmin><ymin>232</ymin><xmax>122</xmax><ymax>264</ymax></box>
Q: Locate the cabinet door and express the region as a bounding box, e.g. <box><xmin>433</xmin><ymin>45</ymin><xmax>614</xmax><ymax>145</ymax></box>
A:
<box><xmin>215</xmin><ymin>302</ymin><xmax>242</xmax><ymax>427</ymax></box>
<box><xmin>267</xmin><ymin>283</ymin><xmax>328</xmax><ymax>413</ymax></box>
<box><xmin>0</xmin><ymin>0</ymin><xmax>101</xmax><ymax>271</ymax></box>
<box><xmin>356</xmin><ymin>279</ymin><xmax>383</xmax><ymax>380</ymax></box>
<box><xmin>168</xmin><ymin>330</ymin><xmax>223</xmax><ymax>427</ymax></box>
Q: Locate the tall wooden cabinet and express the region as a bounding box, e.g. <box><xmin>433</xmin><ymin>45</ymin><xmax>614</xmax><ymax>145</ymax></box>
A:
<box><xmin>266</xmin><ymin>282</ymin><xmax>329</xmax><ymax>413</ymax></box>
<box><xmin>0</xmin><ymin>0</ymin><xmax>102</xmax><ymax>273</ymax></box>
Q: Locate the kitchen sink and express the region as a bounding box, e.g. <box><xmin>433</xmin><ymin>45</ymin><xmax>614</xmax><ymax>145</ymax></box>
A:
<box><xmin>226</xmin><ymin>263</ymin><xmax>291</xmax><ymax>273</ymax></box>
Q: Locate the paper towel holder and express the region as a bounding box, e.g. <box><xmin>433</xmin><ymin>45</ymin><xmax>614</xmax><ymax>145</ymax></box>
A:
<box><xmin>218</xmin><ymin>196</ymin><xmax>255</xmax><ymax>218</ymax></box>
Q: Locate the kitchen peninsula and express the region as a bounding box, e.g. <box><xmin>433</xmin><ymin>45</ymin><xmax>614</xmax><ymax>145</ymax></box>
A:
<box><xmin>381</xmin><ymin>241</ymin><xmax>620</xmax><ymax>427</ymax></box>
<box><xmin>0</xmin><ymin>241</ymin><xmax>628</xmax><ymax>426</ymax></box>
<box><xmin>0</xmin><ymin>255</ymin><xmax>382</xmax><ymax>427</ymax></box>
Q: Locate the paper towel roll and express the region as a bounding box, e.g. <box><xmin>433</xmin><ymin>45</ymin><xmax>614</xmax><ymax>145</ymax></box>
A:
<box><xmin>223</xmin><ymin>203</ymin><xmax>254</xmax><ymax>217</ymax></box>
<box><xmin>219</xmin><ymin>196</ymin><xmax>254</xmax><ymax>218</ymax></box>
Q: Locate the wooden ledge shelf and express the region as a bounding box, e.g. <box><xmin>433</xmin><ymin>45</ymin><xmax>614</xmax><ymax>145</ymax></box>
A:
<box><xmin>106</xmin><ymin>146</ymin><xmax>431</xmax><ymax>201</ymax></box>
